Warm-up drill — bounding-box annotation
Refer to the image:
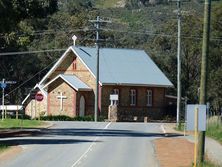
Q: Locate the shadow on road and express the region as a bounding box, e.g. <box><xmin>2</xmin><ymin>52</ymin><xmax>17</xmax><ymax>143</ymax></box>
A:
<box><xmin>40</xmin><ymin>128</ymin><xmax>183</xmax><ymax>138</ymax></box>
<box><xmin>0</xmin><ymin>127</ymin><xmax>183</xmax><ymax>147</ymax></box>
<box><xmin>0</xmin><ymin>138</ymin><xmax>101</xmax><ymax>146</ymax></box>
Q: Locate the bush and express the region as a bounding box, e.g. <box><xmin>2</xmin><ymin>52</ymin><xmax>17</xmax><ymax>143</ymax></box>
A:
<box><xmin>206</xmin><ymin>116</ymin><xmax>222</xmax><ymax>144</ymax></box>
<box><xmin>73</xmin><ymin>115</ymin><xmax>94</xmax><ymax>121</ymax></box>
<box><xmin>40</xmin><ymin>115</ymin><xmax>73</xmax><ymax>121</ymax></box>
<box><xmin>6</xmin><ymin>114</ymin><xmax>31</xmax><ymax>120</ymax></box>
<box><xmin>40</xmin><ymin>115</ymin><xmax>105</xmax><ymax>122</ymax></box>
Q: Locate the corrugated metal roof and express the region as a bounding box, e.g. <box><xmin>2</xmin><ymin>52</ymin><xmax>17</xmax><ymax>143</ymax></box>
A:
<box><xmin>60</xmin><ymin>74</ymin><xmax>91</xmax><ymax>91</ymax></box>
<box><xmin>43</xmin><ymin>74</ymin><xmax>92</xmax><ymax>91</ymax></box>
<box><xmin>72</xmin><ymin>46</ymin><xmax>173</xmax><ymax>87</ymax></box>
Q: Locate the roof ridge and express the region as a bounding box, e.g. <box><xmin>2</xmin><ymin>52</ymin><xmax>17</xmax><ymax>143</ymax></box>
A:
<box><xmin>74</xmin><ymin>45</ymin><xmax>145</xmax><ymax>52</ymax></box>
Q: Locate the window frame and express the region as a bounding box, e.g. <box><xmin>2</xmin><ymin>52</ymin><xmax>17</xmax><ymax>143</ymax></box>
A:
<box><xmin>130</xmin><ymin>89</ymin><xmax>136</xmax><ymax>106</ymax></box>
<box><xmin>147</xmin><ymin>89</ymin><xmax>153</xmax><ymax>107</ymax></box>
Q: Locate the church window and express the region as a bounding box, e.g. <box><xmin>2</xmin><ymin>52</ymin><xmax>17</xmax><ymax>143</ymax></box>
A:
<box><xmin>147</xmin><ymin>90</ymin><xmax>153</xmax><ymax>107</ymax></box>
<box><xmin>130</xmin><ymin>89</ymin><xmax>136</xmax><ymax>106</ymax></box>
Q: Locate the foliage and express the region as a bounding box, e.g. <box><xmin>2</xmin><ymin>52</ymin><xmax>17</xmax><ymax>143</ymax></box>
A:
<box><xmin>40</xmin><ymin>115</ymin><xmax>74</xmax><ymax>121</ymax></box>
<box><xmin>40</xmin><ymin>115</ymin><xmax>105</xmax><ymax>122</ymax></box>
<box><xmin>206</xmin><ymin>116</ymin><xmax>222</xmax><ymax>144</ymax></box>
<box><xmin>0</xmin><ymin>0</ymin><xmax>222</xmax><ymax>114</ymax></box>
<box><xmin>0</xmin><ymin>143</ymin><xmax>8</xmax><ymax>152</ymax></box>
<box><xmin>196</xmin><ymin>160</ymin><xmax>221</xmax><ymax>167</ymax></box>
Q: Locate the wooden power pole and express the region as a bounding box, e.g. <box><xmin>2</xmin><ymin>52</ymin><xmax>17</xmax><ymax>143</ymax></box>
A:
<box><xmin>198</xmin><ymin>0</ymin><xmax>211</xmax><ymax>163</ymax></box>
<box><xmin>89</xmin><ymin>16</ymin><xmax>111</xmax><ymax>122</ymax></box>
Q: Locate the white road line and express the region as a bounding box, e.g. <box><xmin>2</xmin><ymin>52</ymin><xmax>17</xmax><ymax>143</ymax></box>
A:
<box><xmin>161</xmin><ymin>124</ymin><xmax>166</xmax><ymax>134</ymax></box>
<box><xmin>71</xmin><ymin>122</ymin><xmax>112</xmax><ymax>167</ymax></box>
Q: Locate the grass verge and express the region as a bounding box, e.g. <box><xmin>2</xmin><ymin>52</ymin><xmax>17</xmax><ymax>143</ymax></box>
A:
<box><xmin>0</xmin><ymin>143</ymin><xmax>9</xmax><ymax>153</ymax></box>
<box><xmin>195</xmin><ymin>160</ymin><xmax>221</xmax><ymax>167</ymax></box>
<box><xmin>0</xmin><ymin>119</ymin><xmax>44</xmax><ymax>129</ymax></box>
<box><xmin>206</xmin><ymin>116</ymin><xmax>222</xmax><ymax>144</ymax></box>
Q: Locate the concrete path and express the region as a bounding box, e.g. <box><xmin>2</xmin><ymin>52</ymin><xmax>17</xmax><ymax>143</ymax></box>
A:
<box><xmin>0</xmin><ymin>121</ymin><xmax>164</xmax><ymax>167</ymax></box>
<box><xmin>205</xmin><ymin>137</ymin><xmax>222</xmax><ymax>166</ymax></box>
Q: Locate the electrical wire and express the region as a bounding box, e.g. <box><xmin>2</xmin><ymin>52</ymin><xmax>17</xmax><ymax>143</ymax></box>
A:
<box><xmin>0</xmin><ymin>58</ymin><xmax>59</xmax><ymax>99</ymax></box>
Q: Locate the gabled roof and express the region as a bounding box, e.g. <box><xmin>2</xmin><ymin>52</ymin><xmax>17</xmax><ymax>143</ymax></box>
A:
<box><xmin>43</xmin><ymin>74</ymin><xmax>92</xmax><ymax>91</ymax></box>
<box><xmin>39</xmin><ymin>46</ymin><xmax>173</xmax><ymax>87</ymax></box>
<box><xmin>22</xmin><ymin>84</ymin><xmax>47</xmax><ymax>105</ymax></box>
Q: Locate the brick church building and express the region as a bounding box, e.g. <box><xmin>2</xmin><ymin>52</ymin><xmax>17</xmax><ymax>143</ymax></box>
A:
<box><xmin>23</xmin><ymin>45</ymin><xmax>173</xmax><ymax>121</ymax></box>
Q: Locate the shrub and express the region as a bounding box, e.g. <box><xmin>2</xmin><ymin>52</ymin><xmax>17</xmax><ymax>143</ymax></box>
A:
<box><xmin>40</xmin><ymin>115</ymin><xmax>73</xmax><ymax>121</ymax></box>
<box><xmin>40</xmin><ymin>115</ymin><xmax>105</xmax><ymax>122</ymax></box>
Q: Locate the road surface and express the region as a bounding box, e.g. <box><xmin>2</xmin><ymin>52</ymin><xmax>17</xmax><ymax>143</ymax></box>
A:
<box><xmin>0</xmin><ymin>122</ymin><xmax>164</xmax><ymax>167</ymax></box>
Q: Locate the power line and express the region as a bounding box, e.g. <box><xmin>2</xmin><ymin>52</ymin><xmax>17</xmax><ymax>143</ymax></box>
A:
<box><xmin>0</xmin><ymin>28</ymin><xmax>93</xmax><ymax>37</ymax></box>
<box><xmin>0</xmin><ymin>28</ymin><xmax>221</xmax><ymax>57</ymax></box>
<box><xmin>0</xmin><ymin>48</ymin><xmax>66</xmax><ymax>56</ymax></box>
<box><xmin>0</xmin><ymin>58</ymin><xmax>58</xmax><ymax>100</ymax></box>
<box><xmin>101</xmin><ymin>28</ymin><xmax>222</xmax><ymax>41</ymax></box>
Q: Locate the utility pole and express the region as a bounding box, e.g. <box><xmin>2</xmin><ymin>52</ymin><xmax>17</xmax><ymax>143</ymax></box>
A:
<box><xmin>176</xmin><ymin>0</ymin><xmax>182</xmax><ymax>127</ymax></box>
<box><xmin>1</xmin><ymin>79</ymin><xmax>5</xmax><ymax>120</ymax></box>
<box><xmin>89</xmin><ymin>16</ymin><xmax>111</xmax><ymax>122</ymax></box>
<box><xmin>198</xmin><ymin>0</ymin><xmax>211</xmax><ymax>163</ymax></box>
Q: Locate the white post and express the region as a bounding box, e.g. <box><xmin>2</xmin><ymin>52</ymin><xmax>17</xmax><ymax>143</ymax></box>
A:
<box><xmin>176</xmin><ymin>0</ymin><xmax>182</xmax><ymax>127</ymax></box>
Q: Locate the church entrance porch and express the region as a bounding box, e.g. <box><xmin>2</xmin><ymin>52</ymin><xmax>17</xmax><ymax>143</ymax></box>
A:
<box><xmin>43</xmin><ymin>74</ymin><xmax>93</xmax><ymax>117</ymax></box>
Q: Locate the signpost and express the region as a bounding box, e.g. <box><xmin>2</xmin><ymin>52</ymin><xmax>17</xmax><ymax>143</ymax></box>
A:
<box><xmin>186</xmin><ymin>104</ymin><xmax>206</xmax><ymax>167</ymax></box>
<box><xmin>0</xmin><ymin>78</ymin><xmax>17</xmax><ymax>120</ymax></box>
<box><xmin>110</xmin><ymin>94</ymin><xmax>118</xmax><ymax>106</ymax></box>
<box><xmin>35</xmin><ymin>93</ymin><xmax>43</xmax><ymax>120</ymax></box>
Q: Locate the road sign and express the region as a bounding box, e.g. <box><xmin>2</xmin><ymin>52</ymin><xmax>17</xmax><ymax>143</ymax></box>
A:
<box><xmin>0</xmin><ymin>83</ymin><xmax>7</xmax><ymax>89</ymax></box>
<box><xmin>186</xmin><ymin>104</ymin><xmax>206</xmax><ymax>131</ymax></box>
<box><xmin>35</xmin><ymin>93</ymin><xmax>44</xmax><ymax>102</ymax></box>
<box><xmin>110</xmin><ymin>94</ymin><xmax>118</xmax><ymax>101</ymax></box>
<box><xmin>5</xmin><ymin>81</ymin><xmax>16</xmax><ymax>84</ymax></box>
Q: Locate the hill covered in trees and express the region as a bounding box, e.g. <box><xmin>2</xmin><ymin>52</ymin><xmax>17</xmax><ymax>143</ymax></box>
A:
<box><xmin>0</xmin><ymin>0</ymin><xmax>222</xmax><ymax>112</ymax></box>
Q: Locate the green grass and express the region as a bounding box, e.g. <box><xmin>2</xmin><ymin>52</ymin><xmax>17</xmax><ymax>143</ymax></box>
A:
<box><xmin>0</xmin><ymin>119</ymin><xmax>44</xmax><ymax>129</ymax></box>
<box><xmin>0</xmin><ymin>143</ymin><xmax>9</xmax><ymax>152</ymax></box>
<box><xmin>206</xmin><ymin>116</ymin><xmax>222</xmax><ymax>144</ymax></box>
<box><xmin>195</xmin><ymin>160</ymin><xmax>221</xmax><ymax>167</ymax></box>
<box><xmin>95</xmin><ymin>0</ymin><xmax>122</xmax><ymax>8</ymax></box>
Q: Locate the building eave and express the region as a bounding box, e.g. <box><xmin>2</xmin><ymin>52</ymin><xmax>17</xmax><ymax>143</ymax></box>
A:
<box><xmin>101</xmin><ymin>82</ymin><xmax>174</xmax><ymax>88</ymax></box>
<box><xmin>43</xmin><ymin>74</ymin><xmax>92</xmax><ymax>92</ymax></box>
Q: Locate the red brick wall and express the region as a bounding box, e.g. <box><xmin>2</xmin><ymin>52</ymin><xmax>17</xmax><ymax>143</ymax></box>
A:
<box><xmin>48</xmin><ymin>78</ymin><xmax>77</xmax><ymax>117</ymax></box>
<box><xmin>101</xmin><ymin>85</ymin><xmax>167</xmax><ymax>120</ymax></box>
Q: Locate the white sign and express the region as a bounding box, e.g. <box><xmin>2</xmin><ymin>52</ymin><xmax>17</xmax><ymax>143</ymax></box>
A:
<box><xmin>110</xmin><ymin>94</ymin><xmax>118</xmax><ymax>101</ymax></box>
<box><xmin>0</xmin><ymin>105</ymin><xmax>23</xmax><ymax>111</ymax></box>
<box><xmin>186</xmin><ymin>104</ymin><xmax>206</xmax><ymax>131</ymax></box>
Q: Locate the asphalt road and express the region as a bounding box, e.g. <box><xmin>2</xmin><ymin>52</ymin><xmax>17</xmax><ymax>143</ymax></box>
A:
<box><xmin>0</xmin><ymin>122</ymin><xmax>164</xmax><ymax>167</ymax></box>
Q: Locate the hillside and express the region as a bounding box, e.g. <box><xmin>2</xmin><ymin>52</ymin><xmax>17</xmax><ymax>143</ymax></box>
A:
<box><xmin>0</xmin><ymin>0</ymin><xmax>221</xmax><ymax>112</ymax></box>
